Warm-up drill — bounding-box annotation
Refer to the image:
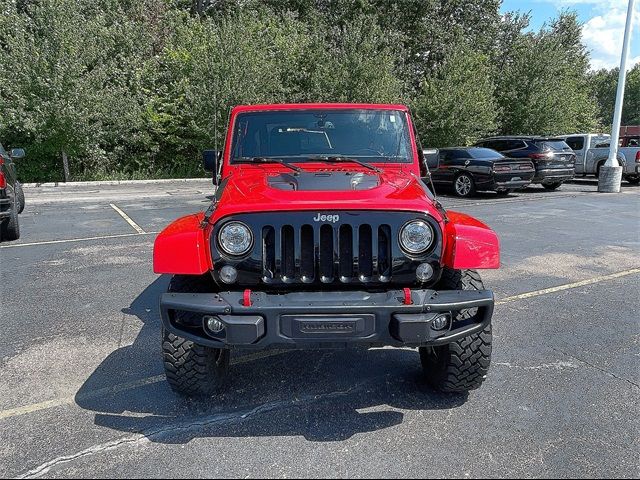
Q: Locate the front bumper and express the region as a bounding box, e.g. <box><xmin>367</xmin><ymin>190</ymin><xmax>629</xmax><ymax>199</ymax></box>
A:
<box><xmin>160</xmin><ymin>288</ymin><xmax>494</xmax><ymax>350</ymax></box>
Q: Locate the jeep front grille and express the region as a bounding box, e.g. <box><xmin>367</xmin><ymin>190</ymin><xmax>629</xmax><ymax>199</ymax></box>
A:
<box><xmin>210</xmin><ymin>211</ymin><xmax>442</xmax><ymax>288</ymax></box>
<box><xmin>261</xmin><ymin>223</ymin><xmax>394</xmax><ymax>284</ymax></box>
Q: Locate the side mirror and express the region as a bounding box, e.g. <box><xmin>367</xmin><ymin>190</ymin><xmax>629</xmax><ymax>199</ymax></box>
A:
<box><xmin>10</xmin><ymin>148</ymin><xmax>25</xmax><ymax>159</ymax></box>
<box><xmin>202</xmin><ymin>150</ymin><xmax>221</xmax><ymax>183</ymax></box>
<box><xmin>423</xmin><ymin>148</ymin><xmax>439</xmax><ymax>170</ymax></box>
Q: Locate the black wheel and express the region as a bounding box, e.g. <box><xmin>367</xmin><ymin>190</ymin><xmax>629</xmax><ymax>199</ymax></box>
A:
<box><xmin>15</xmin><ymin>182</ymin><xmax>25</xmax><ymax>214</ymax></box>
<box><xmin>542</xmin><ymin>181</ymin><xmax>562</xmax><ymax>190</ymax></box>
<box><xmin>0</xmin><ymin>195</ymin><xmax>20</xmax><ymax>241</ymax></box>
<box><xmin>453</xmin><ymin>172</ymin><xmax>476</xmax><ymax>197</ymax></box>
<box><xmin>419</xmin><ymin>268</ymin><xmax>492</xmax><ymax>393</ymax></box>
<box><xmin>161</xmin><ymin>274</ymin><xmax>230</xmax><ymax>396</ymax></box>
<box><xmin>595</xmin><ymin>162</ymin><xmax>604</xmax><ymax>178</ymax></box>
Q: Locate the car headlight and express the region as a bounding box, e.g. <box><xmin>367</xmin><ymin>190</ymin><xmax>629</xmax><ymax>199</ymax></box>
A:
<box><xmin>399</xmin><ymin>219</ymin><xmax>434</xmax><ymax>254</ymax></box>
<box><xmin>218</xmin><ymin>221</ymin><xmax>253</xmax><ymax>256</ymax></box>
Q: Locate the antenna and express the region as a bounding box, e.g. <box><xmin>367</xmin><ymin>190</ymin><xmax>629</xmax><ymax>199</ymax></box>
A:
<box><xmin>214</xmin><ymin>90</ymin><xmax>218</xmax><ymax>153</ymax></box>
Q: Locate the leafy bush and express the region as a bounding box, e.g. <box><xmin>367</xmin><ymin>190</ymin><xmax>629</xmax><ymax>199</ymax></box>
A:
<box><xmin>0</xmin><ymin>0</ymin><xmax>619</xmax><ymax>182</ymax></box>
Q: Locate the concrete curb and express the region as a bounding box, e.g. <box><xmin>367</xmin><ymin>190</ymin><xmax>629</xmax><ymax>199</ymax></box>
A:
<box><xmin>23</xmin><ymin>178</ymin><xmax>211</xmax><ymax>188</ymax></box>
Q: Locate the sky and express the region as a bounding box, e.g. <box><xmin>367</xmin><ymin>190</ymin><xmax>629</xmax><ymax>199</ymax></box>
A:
<box><xmin>501</xmin><ymin>0</ymin><xmax>640</xmax><ymax>70</ymax></box>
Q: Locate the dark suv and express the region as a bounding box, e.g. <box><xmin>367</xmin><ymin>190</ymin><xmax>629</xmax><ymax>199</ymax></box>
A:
<box><xmin>474</xmin><ymin>136</ymin><xmax>575</xmax><ymax>190</ymax></box>
<box><xmin>0</xmin><ymin>143</ymin><xmax>25</xmax><ymax>241</ymax></box>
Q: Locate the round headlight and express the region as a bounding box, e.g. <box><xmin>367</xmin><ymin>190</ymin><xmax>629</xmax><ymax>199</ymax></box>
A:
<box><xmin>218</xmin><ymin>221</ymin><xmax>253</xmax><ymax>256</ymax></box>
<box><xmin>400</xmin><ymin>220</ymin><xmax>434</xmax><ymax>254</ymax></box>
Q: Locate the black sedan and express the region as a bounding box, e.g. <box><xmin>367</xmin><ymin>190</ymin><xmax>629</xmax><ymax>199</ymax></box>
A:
<box><xmin>425</xmin><ymin>147</ymin><xmax>535</xmax><ymax>197</ymax></box>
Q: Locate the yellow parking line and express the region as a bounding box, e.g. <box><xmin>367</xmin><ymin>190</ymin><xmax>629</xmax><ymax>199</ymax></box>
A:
<box><xmin>109</xmin><ymin>204</ymin><xmax>146</xmax><ymax>234</ymax></box>
<box><xmin>0</xmin><ymin>268</ymin><xmax>638</xmax><ymax>422</ymax></box>
<box><xmin>0</xmin><ymin>232</ymin><xmax>157</xmax><ymax>249</ymax></box>
<box><xmin>0</xmin><ymin>350</ymin><xmax>287</xmax><ymax>421</ymax></box>
<box><xmin>495</xmin><ymin>268</ymin><xmax>640</xmax><ymax>305</ymax></box>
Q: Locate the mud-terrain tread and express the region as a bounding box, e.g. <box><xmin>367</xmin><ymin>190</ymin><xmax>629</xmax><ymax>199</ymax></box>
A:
<box><xmin>420</xmin><ymin>268</ymin><xmax>492</xmax><ymax>393</ymax></box>
<box><xmin>162</xmin><ymin>329</ymin><xmax>229</xmax><ymax>396</ymax></box>
<box><xmin>162</xmin><ymin>274</ymin><xmax>229</xmax><ymax>396</ymax></box>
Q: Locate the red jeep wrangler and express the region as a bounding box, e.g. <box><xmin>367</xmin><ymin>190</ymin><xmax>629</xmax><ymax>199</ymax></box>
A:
<box><xmin>154</xmin><ymin>104</ymin><xmax>499</xmax><ymax>396</ymax></box>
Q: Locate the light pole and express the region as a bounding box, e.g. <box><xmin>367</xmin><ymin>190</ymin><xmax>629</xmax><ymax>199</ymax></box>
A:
<box><xmin>599</xmin><ymin>0</ymin><xmax>636</xmax><ymax>193</ymax></box>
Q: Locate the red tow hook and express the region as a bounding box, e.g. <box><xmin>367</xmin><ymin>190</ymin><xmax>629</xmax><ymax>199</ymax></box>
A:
<box><xmin>403</xmin><ymin>288</ymin><xmax>412</xmax><ymax>305</ymax></box>
<box><xmin>243</xmin><ymin>289</ymin><xmax>252</xmax><ymax>307</ymax></box>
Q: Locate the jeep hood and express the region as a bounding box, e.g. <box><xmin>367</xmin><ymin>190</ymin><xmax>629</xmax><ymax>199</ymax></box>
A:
<box><xmin>210</xmin><ymin>167</ymin><xmax>444</xmax><ymax>222</ymax></box>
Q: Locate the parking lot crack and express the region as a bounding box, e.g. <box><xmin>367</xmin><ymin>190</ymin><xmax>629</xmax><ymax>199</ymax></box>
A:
<box><xmin>17</xmin><ymin>383</ymin><xmax>366</xmax><ymax>479</ymax></box>
<box><xmin>550</xmin><ymin>347</ymin><xmax>640</xmax><ymax>390</ymax></box>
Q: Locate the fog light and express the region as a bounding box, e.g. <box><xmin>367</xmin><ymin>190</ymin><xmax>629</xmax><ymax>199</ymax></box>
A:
<box><xmin>219</xmin><ymin>265</ymin><xmax>238</xmax><ymax>284</ymax></box>
<box><xmin>204</xmin><ymin>315</ymin><xmax>225</xmax><ymax>333</ymax></box>
<box><xmin>431</xmin><ymin>313</ymin><xmax>451</xmax><ymax>331</ymax></box>
<box><xmin>416</xmin><ymin>263</ymin><xmax>434</xmax><ymax>282</ymax></box>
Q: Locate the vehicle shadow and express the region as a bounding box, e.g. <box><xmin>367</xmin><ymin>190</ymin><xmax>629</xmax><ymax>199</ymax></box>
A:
<box><xmin>75</xmin><ymin>277</ymin><xmax>468</xmax><ymax>444</ymax></box>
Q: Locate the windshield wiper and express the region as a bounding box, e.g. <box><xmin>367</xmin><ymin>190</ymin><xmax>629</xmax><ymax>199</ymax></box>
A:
<box><xmin>309</xmin><ymin>155</ymin><xmax>382</xmax><ymax>173</ymax></box>
<box><xmin>236</xmin><ymin>156</ymin><xmax>303</xmax><ymax>174</ymax></box>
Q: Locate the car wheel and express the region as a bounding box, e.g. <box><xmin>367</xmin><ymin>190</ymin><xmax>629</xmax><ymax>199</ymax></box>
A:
<box><xmin>595</xmin><ymin>162</ymin><xmax>604</xmax><ymax>178</ymax></box>
<box><xmin>453</xmin><ymin>173</ymin><xmax>476</xmax><ymax>197</ymax></box>
<box><xmin>16</xmin><ymin>182</ymin><xmax>25</xmax><ymax>214</ymax></box>
<box><xmin>542</xmin><ymin>182</ymin><xmax>563</xmax><ymax>190</ymax></box>
<box><xmin>0</xmin><ymin>195</ymin><xmax>20</xmax><ymax>241</ymax></box>
<box><xmin>419</xmin><ymin>268</ymin><xmax>492</xmax><ymax>393</ymax></box>
<box><xmin>162</xmin><ymin>274</ymin><xmax>230</xmax><ymax>397</ymax></box>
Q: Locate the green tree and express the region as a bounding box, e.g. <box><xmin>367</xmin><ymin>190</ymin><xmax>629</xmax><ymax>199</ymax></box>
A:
<box><xmin>495</xmin><ymin>12</ymin><xmax>598</xmax><ymax>135</ymax></box>
<box><xmin>0</xmin><ymin>0</ymin><xmax>155</xmax><ymax>181</ymax></box>
<box><xmin>590</xmin><ymin>64</ymin><xmax>640</xmax><ymax>128</ymax></box>
<box><xmin>412</xmin><ymin>44</ymin><xmax>498</xmax><ymax>147</ymax></box>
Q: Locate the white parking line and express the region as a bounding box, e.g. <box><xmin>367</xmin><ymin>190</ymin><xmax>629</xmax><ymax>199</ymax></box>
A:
<box><xmin>0</xmin><ymin>267</ymin><xmax>638</xmax><ymax>423</ymax></box>
<box><xmin>109</xmin><ymin>204</ymin><xmax>146</xmax><ymax>234</ymax></box>
<box><xmin>0</xmin><ymin>232</ymin><xmax>158</xmax><ymax>249</ymax></box>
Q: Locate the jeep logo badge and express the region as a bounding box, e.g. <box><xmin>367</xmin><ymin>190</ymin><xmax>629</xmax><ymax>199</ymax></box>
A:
<box><xmin>313</xmin><ymin>213</ymin><xmax>340</xmax><ymax>223</ymax></box>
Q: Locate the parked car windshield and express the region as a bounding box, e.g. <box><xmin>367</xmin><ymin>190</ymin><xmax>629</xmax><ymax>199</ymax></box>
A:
<box><xmin>534</xmin><ymin>140</ymin><xmax>572</xmax><ymax>152</ymax></box>
<box><xmin>230</xmin><ymin>109</ymin><xmax>413</xmax><ymax>163</ymax></box>
<box><xmin>467</xmin><ymin>148</ymin><xmax>504</xmax><ymax>159</ymax></box>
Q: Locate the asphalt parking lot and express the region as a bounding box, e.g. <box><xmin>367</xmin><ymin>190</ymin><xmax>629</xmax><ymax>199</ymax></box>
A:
<box><xmin>0</xmin><ymin>179</ymin><xmax>638</xmax><ymax>478</ymax></box>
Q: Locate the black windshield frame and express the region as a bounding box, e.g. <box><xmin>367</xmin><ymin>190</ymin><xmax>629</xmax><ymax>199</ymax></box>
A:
<box><xmin>230</xmin><ymin>109</ymin><xmax>414</xmax><ymax>164</ymax></box>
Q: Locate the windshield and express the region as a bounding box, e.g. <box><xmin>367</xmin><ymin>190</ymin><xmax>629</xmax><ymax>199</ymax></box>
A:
<box><xmin>534</xmin><ymin>140</ymin><xmax>572</xmax><ymax>152</ymax></box>
<box><xmin>468</xmin><ymin>147</ymin><xmax>504</xmax><ymax>159</ymax></box>
<box><xmin>230</xmin><ymin>109</ymin><xmax>413</xmax><ymax>163</ymax></box>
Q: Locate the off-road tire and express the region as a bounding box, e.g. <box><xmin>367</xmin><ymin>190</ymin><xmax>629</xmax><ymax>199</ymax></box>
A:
<box><xmin>0</xmin><ymin>196</ymin><xmax>20</xmax><ymax>241</ymax></box>
<box><xmin>161</xmin><ymin>274</ymin><xmax>230</xmax><ymax>396</ymax></box>
<box><xmin>419</xmin><ymin>268</ymin><xmax>492</xmax><ymax>393</ymax></box>
<box><xmin>542</xmin><ymin>181</ymin><xmax>562</xmax><ymax>190</ymax></box>
<box><xmin>16</xmin><ymin>182</ymin><xmax>25</xmax><ymax>214</ymax></box>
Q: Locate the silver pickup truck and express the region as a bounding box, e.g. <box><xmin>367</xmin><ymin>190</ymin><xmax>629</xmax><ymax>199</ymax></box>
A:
<box><xmin>561</xmin><ymin>133</ymin><xmax>640</xmax><ymax>184</ymax></box>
